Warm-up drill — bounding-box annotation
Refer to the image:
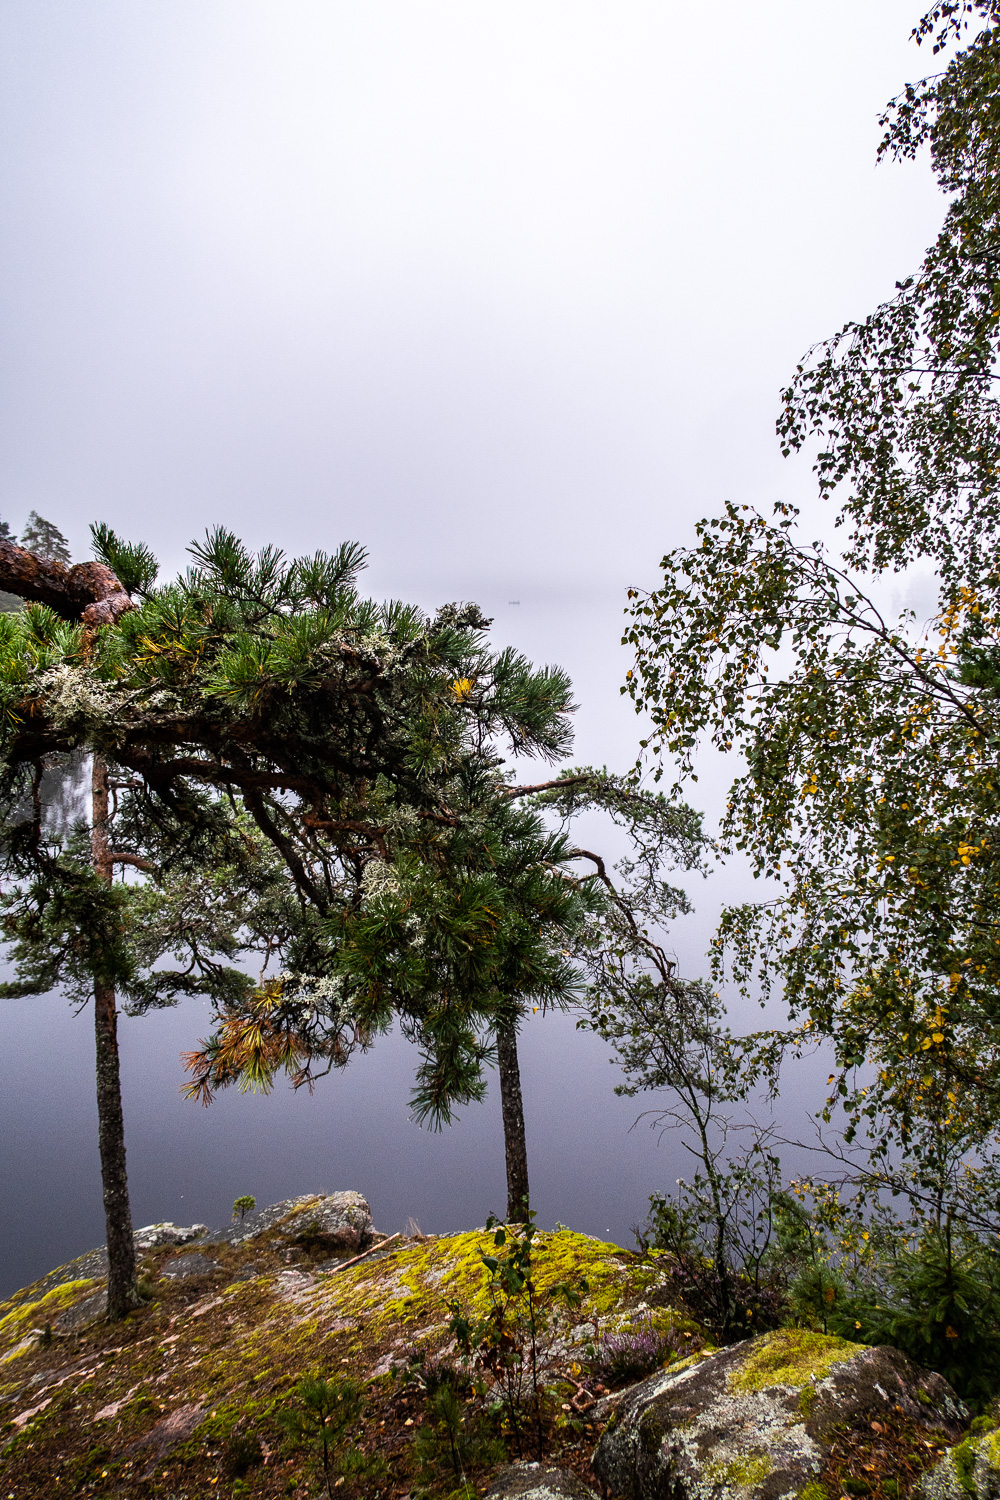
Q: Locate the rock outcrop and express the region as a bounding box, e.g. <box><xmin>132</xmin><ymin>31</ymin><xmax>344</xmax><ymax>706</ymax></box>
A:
<box><xmin>0</xmin><ymin>1200</ymin><xmax>977</xmax><ymax>1500</ymax></box>
<box><xmin>201</xmin><ymin>1191</ymin><xmax>374</xmax><ymax>1253</ymax></box>
<box><xmin>484</xmin><ymin>1461</ymin><xmax>600</xmax><ymax>1498</ymax></box>
<box><xmin>0</xmin><ymin>1198</ymin><xmax>675</xmax><ymax>1498</ymax></box>
<box><xmin>592</xmin><ymin>1328</ymin><xmax>968</xmax><ymax>1500</ymax></box>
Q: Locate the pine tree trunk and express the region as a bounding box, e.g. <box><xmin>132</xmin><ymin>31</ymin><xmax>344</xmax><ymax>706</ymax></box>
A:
<box><xmin>496</xmin><ymin>1013</ymin><xmax>530</xmax><ymax>1222</ymax></box>
<box><xmin>91</xmin><ymin>753</ymin><xmax>138</xmax><ymax>1320</ymax></box>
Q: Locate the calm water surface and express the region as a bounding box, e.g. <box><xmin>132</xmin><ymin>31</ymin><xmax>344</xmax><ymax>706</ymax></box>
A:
<box><xmin>1</xmin><ymin>990</ymin><xmax>699</xmax><ymax>1298</ymax></box>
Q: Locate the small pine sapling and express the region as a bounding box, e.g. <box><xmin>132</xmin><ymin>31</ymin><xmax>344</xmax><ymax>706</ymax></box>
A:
<box><xmin>277</xmin><ymin>1375</ymin><xmax>365</xmax><ymax>1499</ymax></box>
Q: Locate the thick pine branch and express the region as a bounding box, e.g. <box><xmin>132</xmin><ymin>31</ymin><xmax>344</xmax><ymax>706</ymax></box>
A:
<box><xmin>0</xmin><ymin>538</ymin><xmax>133</xmax><ymax>625</ymax></box>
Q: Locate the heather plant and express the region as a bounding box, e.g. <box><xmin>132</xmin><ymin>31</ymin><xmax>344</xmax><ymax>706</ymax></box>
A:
<box><xmin>589</xmin><ymin>1313</ymin><xmax>703</xmax><ymax>1387</ymax></box>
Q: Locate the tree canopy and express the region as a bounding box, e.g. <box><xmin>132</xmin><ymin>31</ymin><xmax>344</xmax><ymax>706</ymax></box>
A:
<box><xmin>621</xmin><ymin>1</ymin><xmax>1000</xmax><ymax>1227</ymax></box>
<box><xmin>0</xmin><ymin>525</ymin><xmax>582</xmax><ymax>1121</ymax></box>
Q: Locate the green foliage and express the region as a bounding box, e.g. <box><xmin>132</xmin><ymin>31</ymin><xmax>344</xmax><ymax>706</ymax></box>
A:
<box><xmin>641</xmin><ymin>1157</ymin><xmax>788</xmax><ymax>1344</ymax></box>
<box><xmin>0</xmin><ymin>525</ymin><xmax>591</xmax><ymax>1124</ymax></box>
<box><xmin>448</xmin><ymin>1208</ymin><xmax>588</xmax><ymax>1461</ymax></box>
<box><xmin>766</xmin><ymin>1185</ymin><xmax>1000</xmax><ymax>1405</ymax></box>
<box><xmin>276</xmin><ymin>1374</ymin><xmax>367</xmax><ymax>1499</ymax></box>
<box><xmin>863</xmin><ymin>1222</ymin><xmax>1000</xmax><ymax>1405</ymax></box>
<box><xmin>232</xmin><ymin>1195</ymin><xmax>256</xmax><ymax>1223</ymax></box>
<box><xmin>406</xmin><ymin>1358</ymin><xmax>503</xmax><ymax>1498</ymax></box>
<box><xmin>0</xmin><ymin>787</ymin><xmax>294</xmax><ymax>1018</ymax></box>
<box><xmin>621</xmin><ymin>2</ymin><xmax>1000</xmax><ymax>1245</ymax></box>
<box><xmin>90</xmin><ymin>522</ymin><xmax>158</xmax><ymax>597</ymax></box>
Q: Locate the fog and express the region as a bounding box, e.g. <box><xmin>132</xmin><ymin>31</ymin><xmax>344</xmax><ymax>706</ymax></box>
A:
<box><xmin>0</xmin><ymin>0</ymin><xmax>945</xmax><ymax>1294</ymax></box>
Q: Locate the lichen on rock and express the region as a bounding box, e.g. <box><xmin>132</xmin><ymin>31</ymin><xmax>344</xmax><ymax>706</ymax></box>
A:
<box><xmin>483</xmin><ymin>1460</ymin><xmax>601</xmax><ymax>1498</ymax></box>
<box><xmin>592</xmin><ymin>1329</ymin><xmax>968</xmax><ymax>1500</ymax></box>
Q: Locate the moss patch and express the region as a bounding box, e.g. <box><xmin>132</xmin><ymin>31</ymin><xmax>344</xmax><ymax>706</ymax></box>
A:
<box><xmin>731</xmin><ymin>1330</ymin><xmax>864</xmax><ymax>1395</ymax></box>
<box><xmin>705</xmin><ymin>1453</ymin><xmax>773</xmax><ymax>1488</ymax></box>
<box><xmin>0</xmin><ymin>1278</ymin><xmax>97</xmax><ymax>1360</ymax></box>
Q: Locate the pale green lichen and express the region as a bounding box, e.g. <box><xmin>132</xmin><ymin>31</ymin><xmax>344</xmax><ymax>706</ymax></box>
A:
<box><xmin>730</xmin><ymin>1330</ymin><xmax>863</xmax><ymax>1395</ymax></box>
<box><xmin>705</xmin><ymin>1453</ymin><xmax>773</xmax><ymax>1488</ymax></box>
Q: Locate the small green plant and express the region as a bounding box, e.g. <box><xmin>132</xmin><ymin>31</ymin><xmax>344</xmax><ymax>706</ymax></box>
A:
<box><xmin>276</xmin><ymin>1375</ymin><xmax>364</xmax><ymax>1500</ymax></box>
<box><xmin>448</xmin><ymin>1209</ymin><xmax>588</xmax><ymax>1462</ymax></box>
<box><xmin>861</xmin><ymin>1217</ymin><xmax>1000</xmax><ymax>1406</ymax></box>
<box><xmin>232</xmin><ymin>1194</ymin><xmax>256</xmax><ymax>1223</ymax></box>
<box><xmin>223</xmin><ymin>1426</ymin><xmax>264</xmax><ymax>1477</ymax></box>
<box><xmin>403</xmin><ymin>1355</ymin><xmax>504</xmax><ymax>1497</ymax></box>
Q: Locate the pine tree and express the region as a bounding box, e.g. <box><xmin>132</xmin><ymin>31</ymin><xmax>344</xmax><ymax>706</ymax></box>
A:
<box><xmin>20</xmin><ymin>511</ymin><xmax>70</xmax><ymax>566</ymax></box>
<box><xmin>0</xmin><ymin>525</ymin><xmax>580</xmax><ymax>1306</ymax></box>
<box><xmin>185</xmin><ymin>766</ymin><xmax>706</xmax><ymax>1221</ymax></box>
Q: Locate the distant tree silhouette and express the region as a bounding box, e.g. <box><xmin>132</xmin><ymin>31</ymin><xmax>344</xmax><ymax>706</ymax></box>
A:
<box><xmin>20</xmin><ymin>511</ymin><xmax>70</xmax><ymax>566</ymax></box>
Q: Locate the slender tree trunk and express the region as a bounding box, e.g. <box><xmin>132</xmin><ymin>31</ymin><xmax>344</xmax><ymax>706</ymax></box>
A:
<box><xmin>496</xmin><ymin>1012</ymin><xmax>530</xmax><ymax>1222</ymax></box>
<box><xmin>91</xmin><ymin>753</ymin><xmax>138</xmax><ymax>1320</ymax></box>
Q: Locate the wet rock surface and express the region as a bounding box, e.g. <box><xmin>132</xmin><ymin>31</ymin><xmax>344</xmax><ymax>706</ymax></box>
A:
<box><xmin>592</xmin><ymin>1329</ymin><xmax>968</xmax><ymax>1500</ymax></box>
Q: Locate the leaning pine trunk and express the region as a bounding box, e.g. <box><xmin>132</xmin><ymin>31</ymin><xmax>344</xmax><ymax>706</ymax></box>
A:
<box><xmin>91</xmin><ymin>753</ymin><xmax>138</xmax><ymax>1319</ymax></box>
<box><xmin>496</xmin><ymin>1012</ymin><xmax>530</xmax><ymax>1222</ymax></box>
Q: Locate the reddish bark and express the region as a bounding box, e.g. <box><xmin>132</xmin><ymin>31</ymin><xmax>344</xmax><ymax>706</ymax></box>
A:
<box><xmin>0</xmin><ymin>539</ymin><xmax>132</xmax><ymax>624</ymax></box>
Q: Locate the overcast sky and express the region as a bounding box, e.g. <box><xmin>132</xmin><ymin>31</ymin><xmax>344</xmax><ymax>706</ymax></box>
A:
<box><xmin>0</xmin><ymin>0</ymin><xmax>954</xmax><ymax>958</ymax></box>
<box><xmin>0</xmin><ymin>3</ymin><xmax>943</xmax><ymax>660</ymax></box>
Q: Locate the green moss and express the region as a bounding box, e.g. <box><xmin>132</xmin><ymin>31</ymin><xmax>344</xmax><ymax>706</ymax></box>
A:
<box><xmin>0</xmin><ymin>1278</ymin><xmax>97</xmax><ymax>1360</ymax></box>
<box><xmin>704</xmin><ymin>1453</ymin><xmax>773</xmax><ymax>1488</ymax></box>
<box><xmin>798</xmin><ymin>1482</ymin><xmax>829</xmax><ymax>1500</ymax></box>
<box><xmin>326</xmin><ymin>1229</ymin><xmax>652</xmax><ymax>1339</ymax></box>
<box><xmin>983</xmin><ymin>1429</ymin><xmax>1000</xmax><ymax>1470</ymax></box>
<box><xmin>798</xmin><ymin>1387</ymin><xmax>815</xmax><ymax>1419</ymax></box>
<box><xmin>730</xmin><ymin>1331</ymin><xmax>863</xmax><ymax>1396</ymax></box>
<box><xmin>951</xmin><ymin>1438</ymin><xmax>978</xmax><ymax>1496</ymax></box>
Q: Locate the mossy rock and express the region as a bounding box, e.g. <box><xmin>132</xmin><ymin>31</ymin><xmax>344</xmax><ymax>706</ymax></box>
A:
<box><xmin>592</xmin><ymin>1330</ymin><xmax>968</xmax><ymax>1500</ymax></box>
<box><xmin>484</xmin><ymin>1461</ymin><xmax>600</xmax><ymax>1498</ymax></box>
<box><xmin>918</xmin><ymin>1419</ymin><xmax>1000</xmax><ymax>1500</ymax></box>
<box><xmin>0</xmin><ymin>1207</ymin><xmax>693</xmax><ymax>1497</ymax></box>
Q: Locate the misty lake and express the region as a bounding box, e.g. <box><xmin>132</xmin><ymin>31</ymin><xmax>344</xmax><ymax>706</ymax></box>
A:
<box><xmin>2</xmin><ymin>985</ymin><xmax>693</xmax><ymax>1300</ymax></box>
